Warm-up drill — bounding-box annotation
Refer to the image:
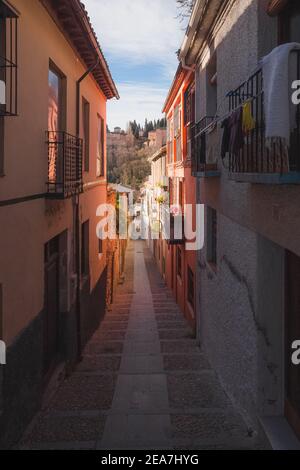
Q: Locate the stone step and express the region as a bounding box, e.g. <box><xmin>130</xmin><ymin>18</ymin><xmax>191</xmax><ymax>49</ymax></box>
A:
<box><xmin>160</xmin><ymin>340</ymin><xmax>201</xmax><ymax>354</ymax></box>
<box><xmin>162</xmin><ymin>354</ymin><xmax>210</xmax><ymax>371</ymax></box>
<box><xmin>84</xmin><ymin>340</ymin><xmax>124</xmax><ymax>356</ymax></box>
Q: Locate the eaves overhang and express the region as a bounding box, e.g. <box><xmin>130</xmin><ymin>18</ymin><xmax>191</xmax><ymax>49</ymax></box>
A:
<box><xmin>179</xmin><ymin>0</ymin><xmax>225</xmax><ymax>66</ymax></box>
<box><xmin>42</xmin><ymin>0</ymin><xmax>119</xmax><ymax>100</ymax></box>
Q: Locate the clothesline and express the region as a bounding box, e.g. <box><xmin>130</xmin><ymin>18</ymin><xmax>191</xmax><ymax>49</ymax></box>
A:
<box><xmin>196</xmin><ymin>90</ymin><xmax>263</xmax><ymax>138</ymax></box>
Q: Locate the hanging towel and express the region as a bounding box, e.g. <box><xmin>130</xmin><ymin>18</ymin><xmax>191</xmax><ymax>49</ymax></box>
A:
<box><xmin>229</xmin><ymin>107</ymin><xmax>244</xmax><ymax>156</ymax></box>
<box><xmin>261</xmin><ymin>42</ymin><xmax>300</xmax><ymax>150</ymax></box>
<box><xmin>242</xmin><ymin>101</ymin><xmax>256</xmax><ymax>134</ymax></box>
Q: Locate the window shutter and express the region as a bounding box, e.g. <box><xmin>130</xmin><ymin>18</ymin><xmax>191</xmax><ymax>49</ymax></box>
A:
<box><xmin>267</xmin><ymin>0</ymin><xmax>288</xmax><ymax>16</ymax></box>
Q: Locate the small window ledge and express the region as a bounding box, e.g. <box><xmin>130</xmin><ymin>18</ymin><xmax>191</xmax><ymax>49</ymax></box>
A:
<box><xmin>228</xmin><ymin>172</ymin><xmax>300</xmax><ymax>185</ymax></box>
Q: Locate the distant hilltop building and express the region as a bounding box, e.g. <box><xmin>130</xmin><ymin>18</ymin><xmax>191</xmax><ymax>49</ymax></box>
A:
<box><xmin>145</xmin><ymin>128</ymin><xmax>167</xmax><ymax>149</ymax></box>
<box><xmin>107</xmin><ymin>127</ymin><xmax>135</xmax><ymax>147</ymax></box>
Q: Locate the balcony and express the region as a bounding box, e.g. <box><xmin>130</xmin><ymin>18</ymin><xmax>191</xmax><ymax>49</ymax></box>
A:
<box><xmin>228</xmin><ymin>53</ymin><xmax>300</xmax><ymax>184</ymax></box>
<box><xmin>0</xmin><ymin>3</ymin><xmax>18</xmax><ymax>117</ymax></box>
<box><xmin>191</xmin><ymin>116</ymin><xmax>221</xmax><ymax>177</ymax></box>
<box><xmin>46</xmin><ymin>131</ymin><xmax>83</xmax><ymax>199</ymax></box>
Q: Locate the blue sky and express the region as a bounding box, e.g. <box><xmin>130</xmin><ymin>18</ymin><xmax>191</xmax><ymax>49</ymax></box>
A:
<box><xmin>83</xmin><ymin>0</ymin><xmax>185</xmax><ymax>130</ymax></box>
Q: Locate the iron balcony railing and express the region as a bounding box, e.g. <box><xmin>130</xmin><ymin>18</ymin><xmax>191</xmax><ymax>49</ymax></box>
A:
<box><xmin>46</xmin><ymin>131</ymin><xmax>83</xmax><ymax>198</ymax></box>
<box><xmin>228</xmin><ymin>50</ymin><xmax>300</xmax><ymax>177</ymax></box>
<box><xmin>191</xmin><ymin>116</ymin><xmax>215</xmax><ymax>174</ymax></box>
<box><xmin>186</xmin><ymin>122</ymin><xmax>195</xmax><ymax>161</ymax></box>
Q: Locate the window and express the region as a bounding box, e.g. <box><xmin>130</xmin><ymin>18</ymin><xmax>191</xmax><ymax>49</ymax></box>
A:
<box><xmin>187</xmin><ymin>266</ymin><xmax>195</xmax><ymax>309</ymax></box>
<box><xmin>97</xmin><ymin>114</ymin><xmax>104</xmax><ymax>177</ymax></box>
<box><xmin>206</xmin><ymin>53</ymin><xmax>217</xmax><ymax>117</ymax></box>
<box><xmin>82</xmin><ymin>98</ymin><xmax>90</xmax><ymax>172</ymax></box>
<box><xmin>278</xmin><ymin>0</ymin><xmax>300</xmax><ymax>43</ymax></box>
<box><xmin>44</xmin><ymin>235</ymin><xmax>59</xmax><ymax>263</ymax></box>
<box><xmin>167</xmin><ymin>117</ymin><xmax>174</xmax><ymax>163</ymax></box>
<box><xmin>177</xmin><ymin>247</ymin><xmax>182</xmax><ymax>278</ymax></box>
<box><xmin>48</xmin><ymin>64</ymin><xmax>67</xmax><ymax>187</ymax></box>
<box><xmin>207</xmin><ymin>207</ymin><xmax>217</xmax><ymax>267</ymax></box>
<box><xmin>179</xmin><ymin>180</ymin><xmax>183</xmax><ymax>213</ymax></box>
<box><xmin>0</xmin><ymin>2</ymin><xmax>18</xmax><ymax>117</ymax></box>
<box><xmin>0</xmin><ymin>2</ymin><xmax>18</xmax><ymax>174</ymax></box>
<box><xmin>184</xmin><ymin>84</ymin><xmax>195</xmax><ymax>126</ymax></box>
<box><xmin>81</xmin><ymin>220</ymin><xmax>89</xmax><ymax>276</ymax></box>
<box><xmin>48</xmin><ymin>63</ymin><xmax>66</xmax><ymax>134</ymax></box>
<box><xmin>174</xmin><ymin>105</ymin><xmax>182</xmax><ymax>162</ymax></box>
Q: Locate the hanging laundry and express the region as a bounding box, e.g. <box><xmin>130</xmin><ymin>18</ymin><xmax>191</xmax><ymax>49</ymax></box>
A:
<box><xmin>198</xmin><ymin>132</ymin><xmax>206</xmax><ymax>165</ymax></box>
<box><xmin>242</xmin><ymin>101</ymin><xmax>255</xmax><ymax>134</ymax></box>
<box><xmin>228</xmin><ymin>107</ymin><xmax>244</xmax><ymax>156</ymax></box>
<box><xmin>221</xmin><ymin>117</ymin><xmax>230</xmax><ymax>159</ymax></box>
<box><xmin>261</xmin><ymin>42</ymin><xmax>300</xmax><ymax>149</ymax></box>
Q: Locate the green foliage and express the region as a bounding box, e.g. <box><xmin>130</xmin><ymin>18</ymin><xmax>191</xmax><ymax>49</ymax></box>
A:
<box><xmin>129</xmin><ymin>117</ymin><xmax>167</xmax><ymax>139</ymax></box>
<box><xmin>108</xmin><ymin>116</ymin><xmax>167</xmax><ymax>190</ymax></box>
<box><xmin>176</xmin><ymin>0</ymin><xmax>195</xmax><ymax>22</ymax></box>
<box><xmin>107</xmin><ymin>139</ymin><xmax>151</xmax><ymax>190</ymax></box>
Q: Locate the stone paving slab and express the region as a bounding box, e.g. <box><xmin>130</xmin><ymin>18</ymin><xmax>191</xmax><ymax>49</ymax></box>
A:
<box><xmin>77</xmin><ymin>355</ymin><xmax>121</xmax><ymax>372</ymax></box>
<box><xmin>125</xmin><ymin>329</ymin><xmax>159</xmax><ymax>342</ymax></box>
<box><xmin>21</xmin><ymin>441</ymin><xmax>97</xmax><ymax>450</ymax></box>
<box><xmin>120</xmin><ymin>355</ymin><xmax>164</xmax><ymax>375</ymax></box>
<box><xmin>47</xmin><ymin>374</ymin><xmax>117</xmax><ymax>412</ymax></box>
<box><xmin>123</xmin><ymin>340</ymin><xmax>161</xmax><ymax>355</ymax></box>
<box><xmin>21</xmin><ymin>413</ymin><xmax>105</xmax><ymax>445</ymax></box>
<box><xmin>159</xmin><ymin>329</ymin><xmax>195</xmax><ymax>340</ymax></box>
<box><xmin>99</xmin><ymin>414</ymin><xmax>172</xmax><ymax>450</ymax></box>
<box><xmin>84</xmin><ymin>341</ymin><xmax>124</xmax><ymax>355</ymax></box>
<box><xmin>92</xmin><ymin>330</ymin><xmax>126</xmax><ymax>341</ymax></box>
<box><xmin>100</xmin><ymin>315</ymin><xmax>130</xmax><ymax>322</ymax></box>
<box><xmin>99</xmin><ymin>321</ymin><xmax>128</xmax><ymax>331</ymax></box>
<box><xmin>156</xmin><ymin>321</ymin><xmax>188</xmax><ymax>329</ymax></box>
<box><xmin>171</xmin><ymin>411</ymin><xmax>250</xmax><ymax>442</ymax></box>
<box><xmin>112</xmin><ymin>373</ymin><xmax>169</xmax><ymax>413</ymax></box>
<box><xmin>160</xmin><ymin>339</ymin><xmax>200</xmax><ymax>353</ymax></box>
<box><xmin>163</xmin><ymin>354</ymin><xmax>210</xmax><ymax>371</ymax></box>
<box><xmin>167</xmin><ymin>372</ymin><xmax>230</xmax><ymax>410</ymax></box>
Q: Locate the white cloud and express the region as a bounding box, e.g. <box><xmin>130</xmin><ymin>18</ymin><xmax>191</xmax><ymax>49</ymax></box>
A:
<box><xmin>107</xmin><ymin>82</ymin><xmax>167</xmax><ymax>130</ymax></box>
<box><xmin>82</xmin><ymin>0</ymin><xmax>184</xmax><ymax>129</ymax></box>
<box><xmin>83</xmin><ymin>0</ymin><xmax>183</xmax><ymax>79</ymax></box>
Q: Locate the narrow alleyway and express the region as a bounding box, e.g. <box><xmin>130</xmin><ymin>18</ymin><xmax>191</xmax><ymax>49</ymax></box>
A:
<box><xmin>20</xmin><ymin>241</ymin><xmax>261</xmax><ymax>450</ymax></box>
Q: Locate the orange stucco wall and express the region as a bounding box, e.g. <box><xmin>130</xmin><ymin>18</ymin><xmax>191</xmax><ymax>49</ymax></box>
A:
<box><xmin>0</xmin><ymin>0</ymin><xmax>109</xmax><ymax>344</ymax></box>
<box><xmin>163</xmin><ymin>69</ymin><xmax>197</xmax><ymax>329</ymax></box>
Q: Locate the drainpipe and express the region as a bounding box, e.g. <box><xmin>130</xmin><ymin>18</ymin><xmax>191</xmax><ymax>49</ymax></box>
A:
<box><xmin>75</xmin><ymin>57</ymin><xmax>100</xmax><ymax>361</ymax></box>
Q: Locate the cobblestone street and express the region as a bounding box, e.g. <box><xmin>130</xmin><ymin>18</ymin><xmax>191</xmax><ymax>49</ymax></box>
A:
<box><xmin>20</xmin><ymin>241</ymin><xmax>262</xmax><ymax>450</ymax></box>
